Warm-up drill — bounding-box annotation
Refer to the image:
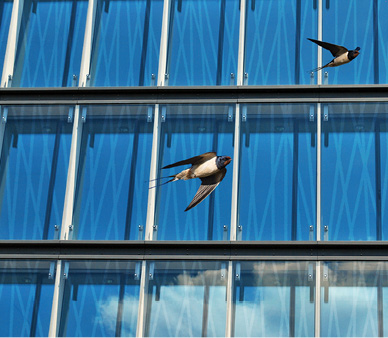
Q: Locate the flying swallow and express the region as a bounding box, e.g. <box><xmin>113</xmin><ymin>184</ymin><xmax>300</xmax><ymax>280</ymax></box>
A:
<box><xmin>160</xmin><ymin>152</ymin><xmax>232</xmax><ymax>211</ymax></box>
<box><xmin>308</xmin><ymin>38</ymin><xmax>360</xmax><ymax>72</ymax></box>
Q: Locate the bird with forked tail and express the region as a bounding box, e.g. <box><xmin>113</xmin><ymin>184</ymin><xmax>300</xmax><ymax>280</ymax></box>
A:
<box><xmin>154</xmin><ymin>152</ymin><xmax>232</xmax><ymax>212</ymax></box>
<box><xmin>308</xmin><ymin>38</ymin><xmax>360</xmax><ymax>72</ymax></box>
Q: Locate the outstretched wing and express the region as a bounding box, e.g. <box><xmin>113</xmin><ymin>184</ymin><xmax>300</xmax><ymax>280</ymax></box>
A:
<box><xmin>308</xmin><ymin>38</ymin><xmax>348</xmax><ymax>57</ymax></box>
<box><xmin>184</xmin><ymin>168</ymin><xmax>227</xmax><ymax>212</ymax></box>
<box><xmin>162</xmin><ymin>152</ymin><xmax>216</xmax><ymax>169</ymax></box>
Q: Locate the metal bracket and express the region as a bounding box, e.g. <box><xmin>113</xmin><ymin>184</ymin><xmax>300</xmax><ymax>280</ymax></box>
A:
<box><xmin>85</xmin><ymin>74</ymin><xmax>91</xmax><ymax>87</ymax></box>
<box><xmin>160</xmin><ymin>107</ymin><xmax>166</xmax><ymax>123</ymax></box>
<box><xmin>164</xmin><ymin>73</ymin><xmax>169</xmax><ymax>86</ymax></box>
<box><xmin>324</xmin><ymin>71</ymin><xmax>329</xmax><ymax>85</ymax></box>
<box><xmin>134</xmin><ymin>262</ymin><xmax>141</xmax><ymax>280</ymax></box>
<box><xmin>151</xmin><ymin>74</ymin><xmax>156</xmax><ymax>86</ymax></box>
<box><xmin>54</xmin><ymin>224</ymin><xmax>60</xmax><ymax>240</ymax></box>
<box><xmin>323</xmin><ymin>105</ymin><xmax>329</xmax><ymax>121</ymax></box>
<box><xmin>235</xmin><ymin>262</ymin><xmax>241</xmax><ymax>281</ymax></box>
<box><xmin>7</xmin><ymin>75</ymin><xmax>12</xmax><ymax>87</ymax></box>
<box><xmin>81</xmin><ymin>107</ymin><xmax>87</xmax><ymax>123</ymax></box>
<box><xmin>323</xmin><ymin>225</ymin><xmax>329</xmax><ymax>241</ymax></box>
<box><xmin>153</xmin><ymin>225</ymin><xmax>158</xmax><ymax>240</ymax></box>
<box><xmin>147</xmin><ymin>106</ymin><xmax>153</xmax><ymax>123</ymax></box>
<box><xmin>68</xmin><ymin>107</ymin><xmax>74</xmax><ymax>123</ymax></box>
<box><xmin>1</xmin><ymin>107</ymin><xmax>8</xmax><ymax>124</ymax></box>
<box><xmin>309</xmin><ymin>225</ymin><xmax>314</xmax><ymax>241</ymax></box>
<box><xmin>149</xmin><ymin>262</ymin><xmax>155</xmax><ymax>280</ymax></box>
<box><xmin>309</xmin><ymin>105</ymin><xmax>314</xmax><ymax>122</ymax></box>
<box><xmin>138</xmin><ymin>225</ymin><xmax>144</xmax><ymax>240</ymax></box>
<box><xmin>68</xmin><ymin>224</ymin><xmax>74</xmax><ymax>240</ymax></box>
<box><xmin>48</xmin><ymin>262</ymin><xmax>55</xmax><ymax>279</ymax></box>
<box><xmin>243</xmin><ymin>72</ymin><xmax>248</xmax><ymax>85</ymax></box>
<box><xmin>310</xmin><ymin>71</ymin><xmax>314</xmax><ymax>85</ymax></box>
<box><xmin>228</xmin><ymin>107</ymin><xmax>233</xmax><ymax>122</ymax></box>
<box><xmin>221</xmin><ymin>263</ymin><xmax>226</xmax><ymax>280</ymax></box>
<box><xmin>237</xmin><ymin>225</ymin><xmax>242</xmax><ymax>241</ymax></box>
<box><xmin>72</xmin><ymin>75</ymin><xmax>77</xmax><ymax>87</ymax></box>
<box><xmin>223</xmin><ymin>225</ymin><xmax>228</xmax><ymax>241</ymax></box>
<box><xmin>63</xmin><ymin>262</ymin><xmax>70</xmax><ymax>279</ymax></box>
<box><xmin>230</xmin><ymin>73</ymin><xmax>235</xmax><ymax>86</ymax></box>
<box><xmin>323</xmin><ymin>263</ymin><xmax>329</xmax><ymax>281</ymax></box>
<box><xmin>308</xmin><ymin>263</ymin><xmax>314</xmax><ymax>281</ymax></box>
<box><xmin>241</xmin><ymin>106</ymin><xmax>247</xmax><ymax>122</ymax></box>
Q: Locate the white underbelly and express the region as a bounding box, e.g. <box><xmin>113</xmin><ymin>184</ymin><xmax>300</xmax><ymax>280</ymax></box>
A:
<box><xmin>191</xmin><ymin>159</ymin><xmax>218</xmax><ymax>177</ymax></box>
<box><xmin>331</xmin><ymin>53</ymin><xmax>350</xmax><ymax>67</ymax></box>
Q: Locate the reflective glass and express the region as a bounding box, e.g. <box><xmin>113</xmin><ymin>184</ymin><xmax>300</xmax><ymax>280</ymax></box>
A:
<box><xmin>0</xmin><ymin>0</ymin><xmax>12</xmax><ymax>73</ymax></box>
<box><xmin>234</xmin><ymin>261</ymin><xmax>315</xmax><ymax>337</ymax></box>
<box><xmin>320</xmin><ymin>261</ymin><xmax>388</xmax><ymax>337</ymax></box>
<box><xmin>166</xmin><ymin>0</ymin><xmax>239</xmax><ymax>86</ymax></box>
<box><xmin>90</xmin><ymin>0</ymin><xmax>163</xmax><ymax>87</ymax></box>
<box><xmin>321</xmin><ymin>103</ymin><xmax>388</xmax><ymax>240</ymax></box>
<box><xmin>244</xmin><ymin>0</ymin><xmax>317</xmax><ymax>85</ymax></box>
<box><xmin>0</xmin><ymin>260</ymin><xmax>55</xmax><ymax>336</ymax></box>
<box><xmin>155</xmin><ymin>104</ymin><xmax>234</xmax><ymax>240</ymax></box>
<box><xmin>322</xmin><ymin>0</ymin><xmax>375</xmax><ymax>84</ymax></box>
<box><xmin>12</xmin><ymin>0</ymin><xmax>88</xmax><ymax>87</ymax></box>
<box><xmin>73</xmin><ymin>105</ymin><xmax>153</xmax><ymax>240</ymax></box>
<box><xmin>144</xmin><ymin>261</ymin><xmax>227</xmax><ymax>337</ymax></box>
<box><xmin>0</xmin><ymin>106</ymin><xmax>72</xmax><ymax>239</ymax></box>
<box><xmin>238</xmin><ymin>104</ymin><xmax>316</xmax><ymax>241</ymax></box>
<box><xmin>59</xmin><ymin>260</ymin><xmax>140</xmax><ymax>337</ymax></box>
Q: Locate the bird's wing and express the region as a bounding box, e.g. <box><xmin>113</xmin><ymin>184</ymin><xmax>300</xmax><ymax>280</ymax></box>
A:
<box><xmin>184</xmin><ymin>168</ymin><xmax>227</xmax><ymax>211</ymax></box>
<box><xmin>162</xmin><ymin>152</ymin><xmax>217</xmax><ymax>169</ymax></box>
<box><xmin>308</xmin><ymin>38</ymin><xmax>348</xmax><ymax>57</ymax></box>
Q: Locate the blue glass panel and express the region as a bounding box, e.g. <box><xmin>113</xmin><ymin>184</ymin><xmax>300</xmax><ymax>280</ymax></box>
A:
<box><xmin>239</xmin><ymin>104</ymin><xmax>316</xmax><ymax>241</ymax></box>
<box><xmin>0</xmin><ymin>260</ymin><xmax>55</xmax><ymax>336</ymax></box>
<box><xmin>322</xmin><ymin>0</ymin><xmax>374</xmax><ymax>84</ymax></box>
<box><xmin>155</xmin><ymin>105</ymin><xmax>234</xmax><ymax>240</ymax></box>
<box><xmin>321</xmin><ymin>103</ymin><xmax>388</xmax><ymax>240</ymax></box>
<box><xmin>59</xmin><ymin>261</ymin><xmax>140</xmax><ymax>337</ymax></box>
<box><xmin>378</xmin><ymin>1</ymin><xmax>388</xmax><ymax>84</ymax></box>
<box><xmin>12</xmin><ymin>0</ymin><xmax>87</xmax><ymax>87</ymax></box>
<box><xmin>90</xmin><ymin>0</ymin><xmax>163</xmax><ymax>87</ymax></box>
<box><xmin>320</xmin><ymin>261</ymin><xmax>386</xmax><ymax>337</ymax></box>
<box><xmin>167</xmin><ymin>0</ymin><xmax>239</xmax><ymax>86</ymax></box>
<box><xmin>73</xmin><ymin>106</ymin><xmax>153</xmax><ymax>240</ymax></box>
<box><xmin>0</xmin><ymin>1</ymin><xmax>12</xmax><ymax>73</ymax></box>
<box><xmin>0</xmin><ymin>106</ymin><xmax>72</xmax><ymax>239</ymax></box>
<box><xmin>245</xmin><ymin>0</ymin><xmax>317</xmax><ymax>85</ymax></box>
<box><xmin>234</xmin><ymin>261</ymin><xmax>314</xmax><ymax>337</ymax></box>
<box><xmin>145</xmin><ymin>261</ymin><xmax>227</xmax><ymax>337</ymax></box>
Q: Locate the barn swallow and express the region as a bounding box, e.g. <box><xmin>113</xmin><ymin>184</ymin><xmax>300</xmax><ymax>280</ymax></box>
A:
<box><xmin>308</xmin><ymin>38</ymin><xmax>360</xmax><ymax>72</ymax></box>
<box><xmin>160</xmin><ymin>152</ymin><xmax>232</xmax><ymax>211</ymax></box>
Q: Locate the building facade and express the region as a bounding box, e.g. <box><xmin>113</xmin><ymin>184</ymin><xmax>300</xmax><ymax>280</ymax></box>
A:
<box><xmin>0</xmin><ymin>0</ymin><xmax>388</xmax><ymax>336</ymax></box>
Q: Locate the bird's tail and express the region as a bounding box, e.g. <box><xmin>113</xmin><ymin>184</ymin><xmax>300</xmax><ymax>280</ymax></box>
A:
<box><xmin>148</xmin><ymin>175</ymin><xmax>176</xmax><ymax>189</ymax></box>
<box><xmin>308</xmin><ymin>64</ymin><xmax>328</xmax><ymax>72</ymax></box>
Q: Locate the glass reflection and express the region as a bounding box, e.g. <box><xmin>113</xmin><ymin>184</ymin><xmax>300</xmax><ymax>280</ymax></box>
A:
<box><xmin>155</xmin><ymin>104</ymin><xmax>234</xmax><ymax>241</ymax></box>
<box><xmin>59</xmin><ymin>260</ymin><xmax>140</xmax><ymax>337</ymax></box>
<box><xmin>90</xmin><ymin>0</ymin><xmax>163</xmax><ymax>87</ymax></box>
<box><xmin>12</xmin><ymin>0</ymin><xmax>88</xmax><ymax>87</ymax></box>
<box><xmin>320</xmin><ymin>261</ymin><xmax>388</xmax><ymax>337</ymax></box>
<box><xmin>0</xmin><ymin>106</ymin><xmax>72</xmax><ymax>239</ymax></box>
<box><xmin>145</xmin><ymin>261</ymin><xmax>227</xmax><ymax>337</ymax></box>
<box><xmin>244</xmin><ymin>0</ymin><xmax>317</xmax><ymax>85</ymax></box>
<box><xmin>0</xmin><ymin>260</ymin><xmax>55</xmax><ymax>337</ymax></box>
<box><xmin>166</xmin><ymin>0</ymin><xmax>239</xmax><ymax>86</ymax></box>
<box><xmin>321</xmin><ymin>103</ymin><xmax>388</xmax><ymax>240</ymax></box>
<box><xmin>238</xmin><ymin>104</ymin><xmax>316</xmax><ymax>241</ymax></box>
<box><xmin>234</xmin><ymin>261</ymin><xmax>315</xmax><ymax>337</ymax></box>
<box><xmin>73</xmin><ymin>105</ymin><xmax>153</xmax><ymax>240</ymax></box>
<box><xmin>0</xmin><ymin>0</ymin><xmax>12</xmax><ymax>72</ymax></box>
<box><xmin>322</xmin><ymin>0</ymin><xmax>374</xmax><ymax>84</ymax></box>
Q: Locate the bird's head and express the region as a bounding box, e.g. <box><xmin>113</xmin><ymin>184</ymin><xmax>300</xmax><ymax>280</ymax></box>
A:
<box><xmin>216</xmin><ymin>156</ymin><xmax>232</xmax><ymax>169</ymax></box>
<box><xmin>348</xmin><ymin>47</ymin><xmax>360</xmax><ymax>60</ymax></box>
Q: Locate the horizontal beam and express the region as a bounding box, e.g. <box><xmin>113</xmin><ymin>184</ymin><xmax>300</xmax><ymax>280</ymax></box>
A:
<box><xmin>1</xmin><ymin>85</ymin><xmax>388</xmax><ymax>105</ymax></box>
<box><xmin>1</xmin><ymin>240</ymin><xmax>388</xmax><ymax>261</ymax></box>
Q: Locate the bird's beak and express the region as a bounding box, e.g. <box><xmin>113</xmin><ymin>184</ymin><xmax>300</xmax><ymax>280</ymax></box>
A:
<box><xmin>224</xmin><ymin>157</ymin><xmax>232</xmax><ymax>166</ymax></box>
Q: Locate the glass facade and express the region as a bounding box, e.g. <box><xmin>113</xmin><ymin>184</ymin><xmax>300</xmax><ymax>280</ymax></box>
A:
<box><xmin>0</xmin><ymin>0</ymin><xmax>387</xmax><ymax>337</ymax></box>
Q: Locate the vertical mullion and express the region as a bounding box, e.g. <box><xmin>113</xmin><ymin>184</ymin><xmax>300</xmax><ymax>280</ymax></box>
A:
<box><xmin>1</xmin><ymin>0</ymin><xmax>23</xmax><ymax>87</ymax></box>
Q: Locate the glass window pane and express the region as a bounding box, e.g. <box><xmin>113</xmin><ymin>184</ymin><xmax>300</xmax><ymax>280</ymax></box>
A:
<box><xmin>322</xmin><ymin>0</ymin><xmax>374</xmax><ymax>84</ymax></box>
<box><xmin>378</xmin><ymin>1</ymin><xmax>388</xmax><ymax>84</ymax></box>
<box><xmin>0</xmin><ymin>260</ymin><xmax>55</xmax><ymax>336</ymax></box>
<box><xmin>320</xmin><ymin>261</ymin><xmax>388</xmax><ymax>337</ymax></box>
<box><xmin>155</xmin><ymin>104</ymin><xmax>234</xmax><ymax>240</ymax></box>
<box><xmin>0</xmin><ymin>0</ymin><xmax>12</xmax><ymax>72</ymax></box>
<box><xmin>59</xmin><ymin>260</ymin><xmax>140</xmax><ymax>337</ymax></box>
<box><xmin>90</xmin><ymin>0</ymin><xmax>163</xmax><ymax>87</ymax></box>
<box><xmin>166</xmin><ymin>0</ymin><xmax>239</xmax><ymax>86</ymax></box>
<box><xmin>145</xmin><ymin>261</ymin><xmax>227</xmax><ymax>337</ymax></box>
<box><xmin>321</xmin><ymin>103</ymin><xmax>388</xmax><ymax>240</ymax></box>
<box><xmin>238</xmin><ymin>104</ymin><xmax>316</xmax><ymax>241</ymax></box>
<box><xmin>245</xmin><ymin>0</ymin><xmax>317</xmax><ymax>85</ymax></box>
<box><xmin>0</xmin><ymin>106</ymin><xmax>72</xmax><ymax>239</ymax></box>
<box><xmin>12</xmin><ymin>0</ymin><xmax>88</xmax><ymax>87</ymax></box>
<box><xmin>73</xmin><ymin>105</ymin><xmax>153</xmax><ymax>240</ymax></box>
<box><xmin>234</xmin><ymin>261</ymin><xmax>315</xmax><ymax>337</ymax></box>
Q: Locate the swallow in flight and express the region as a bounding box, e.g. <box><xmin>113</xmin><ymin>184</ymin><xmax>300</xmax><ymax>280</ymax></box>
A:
<box><xmin>161</xmin><ymin>152</ymin><xmax>232</xmax><ymax>211</ymax></box>
<box><xmin>308</xmin><ymin>38</ymin><xmax>360</xmax><ymax>72</ymax></box>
